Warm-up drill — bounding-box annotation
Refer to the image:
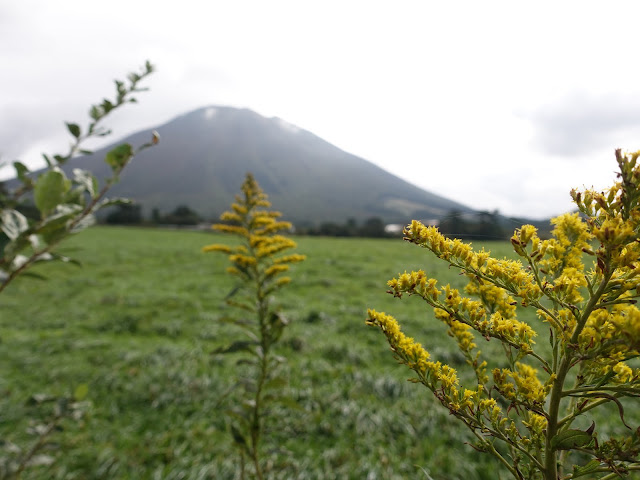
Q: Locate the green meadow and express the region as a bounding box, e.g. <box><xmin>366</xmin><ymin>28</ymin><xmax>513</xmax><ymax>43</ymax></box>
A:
<box><xmin>0</xmin><ymin>227</ymin><xmax>558</xmax><ymax>479</ymax></box>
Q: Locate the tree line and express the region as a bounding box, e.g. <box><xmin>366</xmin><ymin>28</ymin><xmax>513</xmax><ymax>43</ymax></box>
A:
<box><xmin>103</xmin><ymin>204</ymin><xmax>512</xmax><ymax>239</ymax></box>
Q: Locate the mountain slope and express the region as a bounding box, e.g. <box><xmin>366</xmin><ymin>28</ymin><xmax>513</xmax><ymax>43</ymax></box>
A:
<box><xmin>62</xmin><ymin>106</ymin><xmax>474</xmax><ymax>225</ymax></box>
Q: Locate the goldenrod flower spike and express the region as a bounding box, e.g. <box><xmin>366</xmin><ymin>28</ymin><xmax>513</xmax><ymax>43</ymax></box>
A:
<box><xmin>369</xmin><ymin>150</ymin><xmax>640</xmax><ymax>479</ymax></box>
<box><xmin>203</xmin><ymin>173</ymin><xmax>305</xmax><ymax>478</ymax></box>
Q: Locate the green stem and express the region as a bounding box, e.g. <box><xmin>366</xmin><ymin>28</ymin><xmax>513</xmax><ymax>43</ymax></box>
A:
<box><xmin>556</xmin><ymin>398</ymin><xmax>610</xmax><ymax>430</ymax></box>
<box><xmin>247</xmin><ymin>229</ymin><xmax>268</xmax><ymax>480</ymax></box>
<box><xmin>561</xmin><ymin>386</ymin><xmax>640</xmax><ymax>396</ymax></box>
<box><xmin>544</xmin><ymin>270</ymin><xmax>612</xmax><ymax>479</ymax></box>
<box><xmin>13</xmin><ymin>415</ymin><xmax>60</xmax><ymax>479</ymax></box>
<box><xmin>470</xmin><ymin>430</ymin><xmax>521</xmax><ymax>479</ymax></box>
<box><xmin>599</xmin><ymin>464</ymin><xmax>640</xmax><ymax>479</ymax></box>
<box><xmin>454</xmin><ymin>408</ymin><xmax>545</xmax><ymax>473</ymax></box>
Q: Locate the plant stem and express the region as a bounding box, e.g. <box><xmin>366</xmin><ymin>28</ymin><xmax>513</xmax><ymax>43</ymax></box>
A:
<box><xmin>248</xmin><ymin>241</ymin><xmax>268</xmax><ymax>480</ymax></box>
<box><xmin>544</xmin><ymin>270</ymin><xmax>612</xmax><ymax>479</ymax></box>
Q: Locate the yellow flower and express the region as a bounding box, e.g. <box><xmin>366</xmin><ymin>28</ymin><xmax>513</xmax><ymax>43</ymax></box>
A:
<box><xmin>523</xmin><ymin>413</ymin><xmax>547</xmax><ymax>437</ymax></box>
<box><xmin>274</xmin><ymin>254</ymin><xmax>307</xmax><ymax>264</ymax></box>
<box><xmin>230</xmin><ymin>254</ymin><xmax>257</xmax><ymax>268</ymax></box>
<box><xmin>202</xmin><ymin>244</ymin><xmax>232</xmax><ymax>254</ymax></box>
<box><xmin>613</xmin><ymin>362</ymin><xmax>634</xmax><ymax>383</ymax></box>
<box><xmin>366</xmin><ymin>309</ymin><xmax>466</xmax><ymax>396</ymax></box>
<box><xmin>264</xmin><ymin>264</ymin><xmax>289</xmax><ymax>278</ymax></box>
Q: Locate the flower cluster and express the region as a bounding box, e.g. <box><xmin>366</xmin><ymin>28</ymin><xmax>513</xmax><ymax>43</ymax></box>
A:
<box><xmin>203</xmin><ymin>174</ymin><xmax>305</xmax><ymax>286</ymax></box>
<box><xmin>492</xmin><ymin>362</ymin><xmax>552</xmax><ymax>406</ymax></box>
<box><xmin>386</xmin><ymin>269</ymin><xmax>536</xmax><ymax>352</ymax></box>
<box><xmin>369</xmin><ymin>150</ymin><xmax>640</xmax><ymax>478</ymax></box>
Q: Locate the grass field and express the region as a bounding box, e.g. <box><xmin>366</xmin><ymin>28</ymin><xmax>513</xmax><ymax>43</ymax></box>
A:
<box><xmin>0</xmin><ymin>226</ymin><xmax>572</xmax><ymax>479</ymax></box>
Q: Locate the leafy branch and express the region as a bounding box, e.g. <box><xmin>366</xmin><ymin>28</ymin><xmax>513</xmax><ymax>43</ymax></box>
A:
<box><xmin>0</xmin><ymin>61</ymin><xmax>157</xmax><ymax>294</ymax></box>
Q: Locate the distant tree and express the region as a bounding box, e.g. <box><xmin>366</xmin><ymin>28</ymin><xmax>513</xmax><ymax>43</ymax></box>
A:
<box><xmin>158</xmin><ymin>205</ymin><xmax>202</xmax><ymax>225</ymax></box>
<box><xmin>105</xmin><ymin>203</ymin><xmax>143</xmax><ymax>224</ymax></box>
<box><xmin>438</xmin><ymin>210</ymin><xmax>506</xmax><ymax>240</ymax></box>
<box><xmin>302</xmin><ymin>217</ymin><xmax>392</xmax><ymax>238</ymax></box>
<box><xmin>316</xmin><ymin>221</ymin><xmax>351</xmax><ymax>237</ymax></box>
<box><xmin>473</xmin><ymin>210</ymin><xmax>506</xmax><ymax>240</ymax></box>
<box><xmin>358</xmin><ymin>217</ymin><xmax>386</xmax><ymax>237</ymax></box>
<box><xmin>346</xmin><ymin>217</ymin><xmax>358</xmax><ymax>235</ymax></box>
<box><xmin>438</xmin><ymin>210</ymin><xmax>470</xmax><ymax>238</ymax></box>
<box><xmin>151</xmin><ymin>207</ymin><xmax>161</xmax><ymax>224</ymax></box>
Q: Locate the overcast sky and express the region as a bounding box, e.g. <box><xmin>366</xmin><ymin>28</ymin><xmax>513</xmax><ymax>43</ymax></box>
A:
<box><xmin>2</xmin><ymin>1</ymin><xmax>640</xmax><ymax>220</ymax></box>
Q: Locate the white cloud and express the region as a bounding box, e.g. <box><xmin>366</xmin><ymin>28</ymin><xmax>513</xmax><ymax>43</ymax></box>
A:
<box><xmin>525</xmin><ymin>92</ymin><xmax>640</xmax><ymax>156</ymax></box>
<box><xmin>2</xmin><ymin>1</ymin><xmax>640</xmax><ymax>218</ymax></box>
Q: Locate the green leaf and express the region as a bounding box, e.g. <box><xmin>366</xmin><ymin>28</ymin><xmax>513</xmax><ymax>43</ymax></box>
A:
<box><xmin>96</xmin><ymin>197</ymin><xmax>131</xmax><ymax>209</ymax></box>
<box><xmin>263</xmin><ymin>377</ymin><xmax>287</xmax><ymax>391</ymax></box>
<box><xmin>20</xmin><ymin>271</ymin><xmax>48</xmax><ymax>281</ymax></box>
<box><xmin>275</xmin><ymin>396</ymin><xmax>305</xmax><ymax>411</ymax></box>
<box><xmin>66</xmin><ymin>122</ymin><xmax>81</xmax><ymax>138</ymax></box>
<box><xmin>42</xmin><ymin>153</ymin><xmax>53</xmax><ymax>167</ymax></box>
<box><xmin>64</xmin><ymin>188</ymin><xmax>86</xmax><ymax>207</ymax></box>
<box><xmin>73</xmin><ymin>168</ymin><xmax>99</xmax><ymax>198</ymax></box>
<box><xmin>104</xmin><ymin>143</ymin><xmax>133</xmax><ymax>171</ymax></box>
<box><xmin>213</xmin><ymin>340</ymin><xmax>257</xmax><ymax>355</ymax></box>
<box><xmin>74</xmin><ymin>384</ymin><xmax>89</xmax><ymax>401</ymax></box>
<box><xmin>89</xmin><ymin>105</ymin><xmax>101</xmax><ymax>120</ymax></box>
<box><xmin>551</xmin><ymin>428</ymin><xmax>594</xmax><ymax>450</ymax></box>
<box><xmin>34</xmin><ymin>169</ymin><xmax>70</xmax><ymax>217</ymax></box>
<box><xmin>53</xmin><ymin>154</ymin><xmax>68</xmax><ymax>165</ymax></box>
<box><xmin>101</xmin><ymin>99</ymin><xmax>114</xmax><ymax>114</ymax></box>
<box><xmin>230</xmin><ymin>425</ymin><xmax>247</xmax><ymax>449</ymax></box>
<box><xmin>13</xmin><ymin>161</ymin><xmax>30</xmax><ymax>182</ymax></box>
<box><xmin>1</xmin><ymin>209</ymin><xmax>29</xmax><ymax>240</ymax></box>
<box><xmin>571</xmin><ymin>460</ymin><xmax>601</xmax><ymax>478</ymax></box>
<box><xmin>35</xmin><ymin>204</ymin><xmax>82</xmax><ymax>243</ymax></box>
<box><xmin>69</xmin><ymin>214</ymin><xmax>96</xmax><ymax>234</ymax></box>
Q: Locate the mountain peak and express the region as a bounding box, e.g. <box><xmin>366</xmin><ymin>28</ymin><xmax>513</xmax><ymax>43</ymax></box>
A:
<box><xmin>62</xmin><ymin>105</ymin><xmax>473</xmax><ymax>225</ymax></box>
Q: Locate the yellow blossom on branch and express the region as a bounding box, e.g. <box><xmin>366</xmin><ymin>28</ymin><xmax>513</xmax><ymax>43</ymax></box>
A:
<box><xmin>369</xmin><ymin>150</ymin><xmax>640</xmax><ymax>478</ymax></box>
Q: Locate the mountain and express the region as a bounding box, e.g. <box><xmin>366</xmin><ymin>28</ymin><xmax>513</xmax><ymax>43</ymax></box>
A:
<box><xmin>57</xmin><ymin>106</ymin><xmax>475</xmax><ymax>226</ymax></box>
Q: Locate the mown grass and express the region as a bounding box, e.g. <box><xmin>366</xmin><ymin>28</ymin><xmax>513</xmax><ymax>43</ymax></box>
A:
<box><xmin>0</xmin><ymin>227</ymin><xmax>563</xmax><ymax>478</ymax></box>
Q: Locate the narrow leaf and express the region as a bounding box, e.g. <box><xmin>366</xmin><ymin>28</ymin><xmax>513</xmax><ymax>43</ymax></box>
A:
<box><xmin>19</xmin><ymin>271</ymin><xmax>48</xmax><ymax>281</ymax></box>
<box><xmin>89</xmin><ymin>105</ymin><xmax>100</xmax><ymax>120</ymax></box>
<box><xmin>225</xmin><ymin>285</ymin><xmax>242</xmax><ymax>299</ymax></box>
<box><xmin>230</xmin><ymin>425</ymin><xmax>247</xmax><ymax>448</ymax></box>
<box><xmin>66</xmin><ymin>122</ymin><xmax>81</xmax><ymax>138</ymax></box>
<box><xmin>97</xmin><ymin>197</ymin><xmax>131</xmax><ymax>209</ymax></box>
<box><xmin>551</xmin><ymin>428</ymin><xmax>593</xmax><ymax>450</ymax></box>
<box><xmin>572</xmin><ymin>460</ymin><xmax>601</xmax><ymax>478</ymax></box>
<box><xmin>263</xmin><ymin>377</ymin><xmax>287</xmax><ymax>391</ymax></box>
<box><xmin>13</xmin><ymin>161</ymin><xmax>30</xmax><ymax>182</ymax></box>
<box><xmin>212</xmin><ymin>340</ymin><xmax>257</xmax><ymax>355</ymax></box>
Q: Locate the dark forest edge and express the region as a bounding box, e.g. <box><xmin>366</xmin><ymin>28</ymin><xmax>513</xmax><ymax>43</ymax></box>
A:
<box><xmin>100</xmin><ymin>202</ymin><xmax>551</xmax><ymax>240</ymax></box>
